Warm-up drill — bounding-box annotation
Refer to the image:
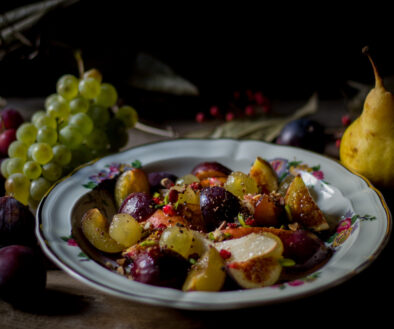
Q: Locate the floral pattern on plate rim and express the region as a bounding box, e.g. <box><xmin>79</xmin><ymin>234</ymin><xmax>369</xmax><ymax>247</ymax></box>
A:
<box><xmin>65</xmin><ymin>158</ymin><xmax>376</xmax><ymax>288</ymax></box>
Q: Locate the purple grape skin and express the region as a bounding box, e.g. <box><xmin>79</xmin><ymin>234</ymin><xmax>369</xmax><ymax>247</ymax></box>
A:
<box><xmin>200</xmin><ymin>186</ymin><xmax>241</xmax><ymax>231</ymax></box>
<box><xmin>129</xmin><ymin>250</ymin><xmax>160</xmax><ymax>284</ymax></box>
<box><xmin>127</xmin><ymin>247</ymin><xmax>188</xmax><ymax>288</ymax></box>
<box><xmin>118</xmin><ymin>192</ymin><xmax>156</xmax><ymax>222</ymax></box>
<box><xmin>147</xmin><ymin>172</ymin><xmax>177</xmax><ymax>191</ymax></box>
<box><xmin>0</xmin><ymin>245</ymin><xmax>47</xmax><ymax>301</ymax></box>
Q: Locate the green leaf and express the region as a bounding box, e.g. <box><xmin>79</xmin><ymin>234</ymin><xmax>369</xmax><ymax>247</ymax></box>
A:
<box><xmin>83</xmin><ymin>181</ymin><xmax>97</xmax><ymax>189</ymax></box>
<box><xmin>132</xmin><ymin>160</ymin><xmax>142</xmax><ymax>169</ymax></box>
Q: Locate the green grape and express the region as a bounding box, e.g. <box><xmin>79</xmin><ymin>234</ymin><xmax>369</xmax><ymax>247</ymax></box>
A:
<box><xmin>85</xmin><ymin>128</ymin><xmax>108</xmax><ymax>151</ymax></box>
<box><xmin>23</xmin><ymin>160</ymin><xmax>42</xmax><ymax>180</ymax></box>
<box><xmin>1</xmin><ymin>158</ymin><xmax>11</xmax><ymax>178</ymax></box>
<box><xmin>52</xmin><ymin>144</ymin><xmax>72</xmax><ymax>166</ymax></box>
<box><xmin>7</xmin><ymin>157</ymin><xmax>25</xmax><ymax>175</ymax></box>
<box><xmin>106</xmin><ymin>118</ymin><xmax>128</xmax><ymax>151</ymax></box>
<box><xmin>30</xmin><ymin>142</ymin><xmax>53</xmax><ymax>165</ymax></box>
<box><xmin>69</xmin><ymin>96</ymin><xmax>89</xmax><ymax>114</ymax></box>
<box><xmin>45</xmin><ymin>93</ymin><xmax>62</xmax><ymax>109</ymax></box>
<box><xmin>79</xmin><ymin>77</ymin><xmax>100</xmax><ymax>99</ymax></box>
<box><xmin>31</xmin><ymin>111</ymin><xmax>46</xmax><ymax>125</ymax></box>
<box><xmin>16</xmin><ymin>123</ymin><xmax>38</xmax><ymax>145</ymax></box>
<box><xmin>8</xmin><ymin>140</ymin><xmax>28</xmax><ymax>160</ymax></box>
<box><xmin>116</xmin><ymin>105</ymin><xmax>138</xmax><ymax>128</ymax></box>
<box><xmin>5</xmin><ymin>173</ymin><xmax>30</xmax><ymax>205</ymax></box>
<box><xmin>87</xmin><ymin>105</ymin><xmax>110</xmax><ymax>128</ymax></box>
<box><xmin>83</xmin><ymin>68</ymin><xmax>102</xmax><ymax>83</ymax></box>
<box><xmin>36</xmin><ymin>126</ymin><xmax>58</xmax><ymax>145</ymax></box>
<box><xmin>68</xmin><ymin>113</ymin><xmax>93</xmax><ymax>136</ymax></box>
<box><xmin>95</xmin><ymin>83</ymin><xmax>118</xmax><ymax>107</ymax></box>
<box><xmin>46</xmin><ymin>96</ymin><xmax>70</xmax><ymax>119</ymax></box>
<box><xmin>56</xmin><ymin>74</ymin><xmax>79</xmax><ymax>100</ymax></box>
<box><xmin>30</xmin><ymin>177</ymin><xmax>51</xmax><ymax>201</ymax></box>
<box><xmin>34</xmin><ymin>113</ymin><xmax>57</xmax><ymax>129</ymax></box>
<box><xmin>42</xmin><ymin>162</ymin><xmax>62</xmax><ymax>182</ymax></box>
<box><xmin>59</xmin><ymin>126</ymin><xmax>83</xmax><ymax>150</ymax></box>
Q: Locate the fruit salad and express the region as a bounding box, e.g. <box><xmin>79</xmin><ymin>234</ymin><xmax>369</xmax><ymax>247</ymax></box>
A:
<box><xmin>80</xmin><ymin>157</ymin><xmax>333</xmax><ymax>291</ymax></box>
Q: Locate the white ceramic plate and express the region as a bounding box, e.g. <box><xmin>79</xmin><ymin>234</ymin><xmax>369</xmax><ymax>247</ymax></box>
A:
<box><xmin>36</xmin><ymin>139</ymin><xmax>392</xmax><ymax>310</ymax></box>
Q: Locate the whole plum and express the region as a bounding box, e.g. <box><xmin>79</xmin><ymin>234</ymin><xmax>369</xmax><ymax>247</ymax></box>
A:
<box><xmin>119</xmin><ymin>192</ymin><xmax>156</xmax><ymax>222</ymax></box>
<box><xmin>0</xmin><ymin>245</ymin><xmax>47</xmax><ymax>302</ymax></box>
<box><xmin>200</xmin><ymin>186</ymin><xmax>240</xmax><ymax>231</ymax></box>
<box><xmin>0</xmin><ymin>196</ymin><xmax>36</xmax><ymax>248</ymax></box>
<box><xmin>276</xmin><ymin>118</ymin><xmax>326</xmax><ymax>153</ymax></box>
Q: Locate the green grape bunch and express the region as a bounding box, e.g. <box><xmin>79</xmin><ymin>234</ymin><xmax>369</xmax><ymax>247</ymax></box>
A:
<box><xmin>2</xmin><ymin>67</ymin><xmax>139</xmax><ymax>208</ymax></box>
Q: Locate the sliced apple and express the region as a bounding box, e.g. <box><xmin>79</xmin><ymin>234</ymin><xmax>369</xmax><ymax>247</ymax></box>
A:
<box><xmin>215</xmin><ymin>232</ymin><xmax>283</xmax><ymax>288</ymax></box>
<box><xmin>249</xmin><ymin>157</ymin><xmax>279</xmax><ymax>193</ymax></box>
<box><xmin>81</xmin><ymin>208</ymin><xmax>125</xmax><ymax>253</ymax></box>
<box><xmin>284</xmin><ymin>175</ymin><xmax>329</xmax><ymax>231</ymax></box>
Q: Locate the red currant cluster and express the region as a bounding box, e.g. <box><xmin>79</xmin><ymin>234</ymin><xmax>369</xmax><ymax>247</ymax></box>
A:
<box><xmin>195</xmin><ymin>90</ymin><xmax>271</xmax><ymax>123</ymax></box>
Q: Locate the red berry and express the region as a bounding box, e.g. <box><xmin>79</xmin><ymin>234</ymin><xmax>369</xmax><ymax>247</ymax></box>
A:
<box><xmin>341</xmin><ymin>115</ymin><xmax>351</xmax><ymax>127</ymax></box>
<box><xmin>209</xmin><ymin>106</ymin><xmax>220</xmax><ymax>117</ymax></box>
<box><xmin>225</xmin><ymin>112</ymin><xmax>235</xmax><ymax>121</ymax></box>
<box><xmin>219</xmin><ymin>249</ymin><xmax>232</xmax><ymax>259</ymax></box>
<box><xmin>245</xmin><ymin>105</ymin><xmax>255</xmax><ymax>116</ymax></box>
<box><xmin>245</xmin><ymin>217</ymin><xmax>256</xmax><ymax>226</ymax></box>
<box><xmin>245</xmin><ymin>90</ymin><xmax>254</xmax><ymax>101</ymax></box>
<box><xmin>163</xmin><ymin>204</ymin><xmax>176</xmax><ymax>216</ymax></box>
<box><xmin>168</xmin><ymin>189</ymin><xmax>179</xmax><ymax>203</ymax></box>
<box><xmin>195</xmin><ymin>112</ymin><xmax>205</xmax><ymax>123</ymax></box>
<box><xmin>335</xmin><ymin>138</ymin><xmax>341</xmax><ymax>148</ymax></box>
<box><xmin>254</xmin><ymin>91</ymin><xmax>266</xmax><ymax>105</ymax></box>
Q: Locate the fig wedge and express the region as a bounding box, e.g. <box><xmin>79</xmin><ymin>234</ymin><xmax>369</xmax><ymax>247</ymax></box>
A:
<box><xmin>249</xmin><ymin>157</ymin><xmax>279</xmax><ymax>193</ymax></box>
<box><xmin>215</xmin><ymin>232</ymin><xmax>283</xmax><ymax>288</ymax></box>
<box><xmin>284</xmin><ymin>175</ymin><xmax>329</xmax><ymax>231</ymax></box>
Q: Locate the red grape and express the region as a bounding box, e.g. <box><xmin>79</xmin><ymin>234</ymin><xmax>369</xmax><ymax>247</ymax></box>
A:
<box><xmin>0</xmin><ymin>108</ymin><xmax>24</xmax><ymax>131</ymax></box>
<box><xmin>0</xmin><ymin>129</ymin><xmax>16</xmax><ymax>156</ymax></box>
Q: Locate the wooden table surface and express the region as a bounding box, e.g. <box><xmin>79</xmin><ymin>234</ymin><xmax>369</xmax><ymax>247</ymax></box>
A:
<box><xmin>1</xmin><ymin>98</ymin><xmax>392</xmax><ymax>328</ymax></box>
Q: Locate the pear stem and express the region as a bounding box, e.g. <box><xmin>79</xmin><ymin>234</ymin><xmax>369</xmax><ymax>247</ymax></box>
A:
<box><xmin>362</xmin><ymin>46</ymin><xmax>383</xmax><ymax>88</ymax></box>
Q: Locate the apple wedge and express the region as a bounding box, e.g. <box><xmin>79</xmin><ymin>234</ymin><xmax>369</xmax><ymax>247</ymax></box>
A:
<box><xmin>215</xmin><ymin>232</ymin><xmax>283</xmax><ymax>288</ymax></box>
<box><xmin>284</xmin><ymin>175</ymin><xmax>329</xmax><ymax>232</ymax></box>
<box><xmin>249</xmin><ymin>157</ymin><xmax>279</xmax><ymax>193</ymax></box>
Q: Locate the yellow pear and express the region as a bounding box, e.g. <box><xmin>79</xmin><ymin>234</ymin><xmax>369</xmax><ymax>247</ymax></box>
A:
<box><xmin>340</xmin><ymin>47</ymin><xmax>394</xmax><ymax>189</ymax></box>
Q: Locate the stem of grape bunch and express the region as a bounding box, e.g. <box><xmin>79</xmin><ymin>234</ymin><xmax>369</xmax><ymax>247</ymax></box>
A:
<box><xmin>2</xmin><ymin>51</ymin><xmax>176</xmax><ymax>209</ymax></box>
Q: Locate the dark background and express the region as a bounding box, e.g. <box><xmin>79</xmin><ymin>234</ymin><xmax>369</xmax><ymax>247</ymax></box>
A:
<box><xmin>1</xmin><ymin>1</ymin><xmax>394</xmax><ymax>120</ymax></box>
